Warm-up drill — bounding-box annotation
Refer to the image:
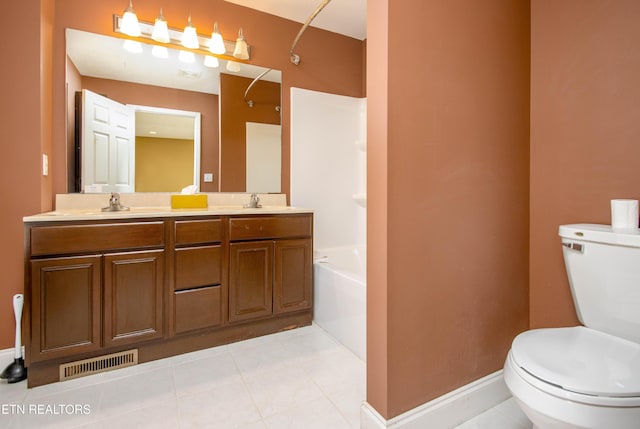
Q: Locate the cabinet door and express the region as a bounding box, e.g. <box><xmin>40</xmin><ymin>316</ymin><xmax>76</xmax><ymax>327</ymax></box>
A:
<box><xmin>274</xmin><ymin>239</ymin><xmax>312</xmax><ymax>314</ymax></box>
<box><xmin>103</xmin><ymin>250</ymin><xmax>164</xmax><ymax>347</ymax></box>
<box><xmin>30</xmin><ymin>256</ymin><xmax>102</xmax><ymax>362</ymax></box>
<box><xmin>229</xmin><ymin>241</ymin><xmax>273</xmax><ymax>323</ymax></box>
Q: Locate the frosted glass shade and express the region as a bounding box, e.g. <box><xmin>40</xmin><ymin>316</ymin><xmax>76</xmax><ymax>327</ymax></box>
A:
<box><xmin>178</xmin><ymin>50</ymin><xmax>196</xmax><ymax>63</ymax></box>
<box><xmin>226</xmin><ymin>61</ymin><xmax>241</xmax><ymax>72</ymax></box>
<box><xmin>123</xmin><ymin>39</ymin><xmax>143</xmax><ymax>53</ymax></box>
<box><xmin>152</xmin><ymin>12</ymin><xmax>170</xmax><ymax>43</ymax></box>
<box><xmin>182</xmin><ymin>17</ymin><xmax>199</xmax><ymax>49</ymax></box>
<box><xmin>204</xmin><ymin>56</ymin><xmax>219</xmax><ymax>68</ymax></box>
<box><xmin>233</xmin><ymin>29</ymin><xmax>249</xmax><ymax>60</ymax></box>
<box><xmin>151</xmin><ymin>45</ymin><xmax>169</xmax><ymax>58</ymax></box>
<box><xmin>121</xmin><ymin>8</ymin><xmax>141</xmax><ymax>37</ymax></box>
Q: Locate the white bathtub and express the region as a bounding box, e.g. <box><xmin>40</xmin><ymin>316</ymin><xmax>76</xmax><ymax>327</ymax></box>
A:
<box><xmin>313</xmin><ymin>246</ymin><xmax>366</xmax><ymax>361</ymax></box>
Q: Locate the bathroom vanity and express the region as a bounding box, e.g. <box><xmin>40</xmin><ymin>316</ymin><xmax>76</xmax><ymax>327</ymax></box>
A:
<box><xmin>23</xmin><ymin>196</ymin><xmax>313</xmax><ymax>387</ymax></box>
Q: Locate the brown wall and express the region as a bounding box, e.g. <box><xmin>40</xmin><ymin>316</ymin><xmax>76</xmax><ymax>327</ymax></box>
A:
<box><xmin>0</xmin><ymin>0</ymin><xmax>363</xmax><ymax>350</ymax></box>
<box><xmin>530</xmin><ymin>0</ymin><xmax>640</xmax><ymax>328</ymax></box>
<box><xmin>368</xmin><ymin>0</ymin><xmax>530</xmax><ymax>418</ymax></box>
<box><xmin>219</xmin><ymin>73</ymin><xmax>281</xmax><ymax>191</ymax></box>
<box><xmin>0</xmin><ymin>0</ymin><xmax>54</xmax><ymax>349</ymax></box>
<box><xmin>78</xmin><ymin>76</ymin><xmax>219</xmax><ymax>191</ymax></box>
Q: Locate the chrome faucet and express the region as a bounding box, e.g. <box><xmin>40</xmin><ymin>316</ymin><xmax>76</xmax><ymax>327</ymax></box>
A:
<box><xmin>101</xmin><ymin>192</ymin><xmax>130</xmax><ymax>212</ymax></box>
<box><xmin>243</xmin><ymin>193</ymin><xmax>262</xmax><ymax>209</ymax></box>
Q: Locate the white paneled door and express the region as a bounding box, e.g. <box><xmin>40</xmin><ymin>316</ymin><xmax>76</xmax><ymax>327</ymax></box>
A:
<box><xmin>82</xmin><ymin>89</ymin><xmax>135</xmax><ymax>193</ymax></box>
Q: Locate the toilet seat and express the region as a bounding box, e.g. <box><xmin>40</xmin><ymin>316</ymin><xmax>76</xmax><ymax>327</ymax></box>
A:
<box><xmin>511</xmin><ymin>327</ymin><xmax>640</xmax><ymax>405</ymax></box>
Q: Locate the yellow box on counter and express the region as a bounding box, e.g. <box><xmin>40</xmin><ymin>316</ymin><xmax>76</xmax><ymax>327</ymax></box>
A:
<box><xmin>171</xmin><ymin>194</ymin><xmax>208</xmax><ymax>209</ymax></box>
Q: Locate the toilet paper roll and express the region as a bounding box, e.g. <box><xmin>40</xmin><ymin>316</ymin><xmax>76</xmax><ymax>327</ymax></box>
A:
<box><xmin>611</xmin><ymin>199</ymin><xmax>639</xmax><ymax>230</ymax></box>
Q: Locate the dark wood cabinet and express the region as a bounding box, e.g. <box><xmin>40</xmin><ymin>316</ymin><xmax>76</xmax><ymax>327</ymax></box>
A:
<box><xmin>228</xmin><ymin>215</ymin><xmax>313</xmax><ymax>323</ymax></box>
<box><xmin>274</xmin><ymin>239</ymin><xmax>312</xmax><ymax>314</ymax></box>
<box><xmin>30</xmin><ymin>256</ymin><xmax>102</xmax><ymax>362</ymax></box>
<box><xmin>174</xmin><ymin>246</ymin><xmax>222</xmax><ymax>291</ymax></box>
<box><xmin>103</xmin><ymin>250</ymin><xmax>164</xmax><ymax>347</ymax></box>
<box><xmin>174</xmin><ymin>286</ymin><xmax>222</xmax><ymax>334</ymax></box>
<box><xmin>25</xmin><ymin>213</ymin><xmax>313</xmax><ymax>387</ymax></box>
<box><xmin>229</xmin><ymin>241</ymin><xmax>274</xmax><ymax>323</ymax></box>
<box><xmin>30</xmin><ymin>249</ymin><xmax>165</xmax><ymax>360</ymax></box>
<box><xmin>172</xmin><ymin>219</ymin><xmax>224</xmax><ymax>335</ymax></box>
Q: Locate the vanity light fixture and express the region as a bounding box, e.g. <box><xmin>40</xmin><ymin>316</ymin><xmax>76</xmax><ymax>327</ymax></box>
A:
<box><xmin>233</xmin><ymin>28</ymin><xmax>249</xmax><ymax>60</ymax></box>
<box><xmin>123</xmin><ymin>39</ymin><xmax>143</xmax><ymax>53</ymax></box>
<box><xmin>113</xmin><ymin>12</ymin><xmax>251</xmax><ymax>61</ymax></box>
<box><xmin>120</xmin><ymin>0</ymin><xmax>141</xmax><ymax>37</ymax></box>
<box><xmin>204</xmin><ymin>56</ymin><xmax>219</xmax><ymax>68</ymax></box>
<box><xmin>181</xmin><ymin>15</ymin><xmax>199</xmax><ymax>49</ymax></box>
<box><xmin>151</xmin><ymin>45</ymin><xmax>169</xmax><ymax>59</ymax></box>
<box><xmin>178</xmin><ymin>50</ymin><xmax>196</xmax><ymax>64</ymax></box>
<box><xmin>209</xmin><ymin>22</ymin><xmax>226</xmax><ymax>55</ymax></box>
<box><xmin>226</xmin><ymin>61</ymin><xmax>241</xmax><ymax>72</ymax></box>
<box><xmin>151</xmin><ymin>9</ymin><xmax>170</xmax><ymax>43</ymax></box>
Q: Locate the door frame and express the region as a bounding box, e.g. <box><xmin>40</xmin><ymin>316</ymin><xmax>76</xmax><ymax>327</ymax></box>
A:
<box><xmin>128</xmin><ymin>104</ymin><xmax>202</xmax><ymax>192</ymax></box>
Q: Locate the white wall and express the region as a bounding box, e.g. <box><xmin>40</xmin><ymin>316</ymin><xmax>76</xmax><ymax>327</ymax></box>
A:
<box><xmin>246</xmin><ymin>122</ymin><xmax>281</xmax><ymax>193</ymax></box>
<box><xmin>291</xmin><ymin>88</ymin><xmax>366</xmax><ymax>250</ymax></box>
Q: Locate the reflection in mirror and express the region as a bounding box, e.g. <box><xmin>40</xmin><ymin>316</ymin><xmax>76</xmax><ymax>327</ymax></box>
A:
<box><xmin>66</xmin><ymin>28</ymin><xmax>282</xmax><ymax>193</ymax></box>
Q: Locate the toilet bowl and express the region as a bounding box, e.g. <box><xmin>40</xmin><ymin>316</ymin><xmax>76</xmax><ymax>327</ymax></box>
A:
<box><xmin>505</xmin><ymin>224</ymin><xmax>640</xmax><ymax>429</ymax></box>
<box><xmin>504</xmin><ymin>327</ymin><xmax>640</xmax><ymax>429</ymax></box>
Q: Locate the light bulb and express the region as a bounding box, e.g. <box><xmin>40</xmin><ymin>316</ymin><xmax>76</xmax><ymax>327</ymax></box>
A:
<box><xmin>178</xmin><ymin>50</ymin><xmax>196</xmax><ymax>63</ymax></box>
<box><xmin>182</xmin><ymin>15</ymin><xmax>199</xmax><ymax>49</ymax></box>
<box><xmin>209</xmin><ymin>22</ymin><xmax>226</xmax><ymax>55</ymax></box>
<box><xmin>233</xmin><ymin>28</ymin><xmax>249</xmax><ymax>60</ymax></box>
<box><xmin>226</xmin><ymin>61</ymin><xmax>241</xmax><ymax>72</ymax></box>
<box><xmin>123</xmin><ymin>39</ymin><xmax>143</xmax><ymax>53</ymax></box>
<box><xmin>152</xmin><ymin>9</ymin><xmax>170</xmax><ymax>43</ymax></box>
<box><xmin>152</xmin><ymin>45</ymin><xmax>169</xmax><ymax>58</ymax></box>
<box><xmin>204</xmin><ymin>56</ymin><xmax>219</xmax><ymax>68</ymax></box>
<box><xmin>121</xmin><ymin>0</ymin><xmax>141</xmax><ymax>37</ymax></box>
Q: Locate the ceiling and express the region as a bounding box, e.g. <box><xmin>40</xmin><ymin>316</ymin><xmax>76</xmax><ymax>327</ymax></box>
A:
<box><xmin>224</xmin><ymin>0</ymin><xmax>367</xmax><ymax>40</ymax></box>
<box><xmin>67</xmin><ymin>29</ymin><xmax>280</xmax><ymax>96</ymax></box>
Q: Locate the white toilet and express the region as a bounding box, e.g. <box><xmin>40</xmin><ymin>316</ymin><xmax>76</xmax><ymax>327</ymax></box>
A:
<box><xmin>504</xmin><ymin>224</ymin><xmax>640</xmax><ymax>429</ymax></box>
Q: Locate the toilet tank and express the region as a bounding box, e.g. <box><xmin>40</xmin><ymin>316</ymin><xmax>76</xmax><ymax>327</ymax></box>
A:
<box><xmin>559</xmin><ymin>224</ymin><xmax>640</xmax><ymax>344</ymax></box>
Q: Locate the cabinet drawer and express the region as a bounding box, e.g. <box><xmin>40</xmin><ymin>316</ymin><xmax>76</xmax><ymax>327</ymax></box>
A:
<box><xmin>229</xmin><ymin>216</ymin><xmax>312</xmax><ymax>241</ymax></box>
<box><xmin>30</xmin><ymin>222</ymin><xmax>164</xmax><ymax>256</ymax></box>
<box><xmin>174</xmin><ymin>286</ymin><xmax>222</xmax><ymax>334</ymax></box>
<box><xmin>175</xmin><ymin>219</ymin><xmax>223</xmax><ymax>245</ymax></box>
<box><xmin>174</xmin><ymin>245</ymin><xmax>222</xmax><ymax>291</ymax></box>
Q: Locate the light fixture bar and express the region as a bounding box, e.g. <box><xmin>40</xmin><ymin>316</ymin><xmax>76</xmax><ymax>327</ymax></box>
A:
<box><xmin>113</xmin><ymin>14</ymin><xmax>250</xmax><ymax>60</ymax></box>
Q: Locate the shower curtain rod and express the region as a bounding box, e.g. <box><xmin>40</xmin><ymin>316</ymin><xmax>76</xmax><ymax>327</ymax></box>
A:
<box><xmin>289</xmin><ymin>0</ymin><xmax>332</xmax><ymax>65</ymax></box>
<box><xmin>244</xmin><ymin>68</ymin><xmax>273</xmax><ymax>108</ymax></box>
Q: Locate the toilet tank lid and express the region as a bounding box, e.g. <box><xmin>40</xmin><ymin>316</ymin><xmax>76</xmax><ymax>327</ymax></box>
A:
<box><xmin>559</xmin><ymin>224</ymin><xmax>640</xmax><ymax>247</ymax></box>
<box><xmin>512</xmin><ymin>327</ymin><xmax>640</xmax><ymax>398</ymax></box>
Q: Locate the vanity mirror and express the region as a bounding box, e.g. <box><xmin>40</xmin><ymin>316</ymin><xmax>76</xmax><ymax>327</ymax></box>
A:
<box><xmin>66</xmin><ymin>28</ymin><xmax>282</xmax><ymax>193</ymax></box>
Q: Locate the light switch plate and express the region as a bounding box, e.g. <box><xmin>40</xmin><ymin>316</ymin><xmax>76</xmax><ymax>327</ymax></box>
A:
<box><xmin>203</xmin><ymin>173</ymin><xmax>213</xmax><ymax>182</ymax></box>
<box><xmin>42</xmin><ymin>154</ymin><xmax>48</xmax><ymax>176</ymax></box>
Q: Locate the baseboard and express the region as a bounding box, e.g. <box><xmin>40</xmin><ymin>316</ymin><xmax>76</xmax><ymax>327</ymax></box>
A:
<box><xmin>361</xmin><ymin>370</ymin><xmax>510</xmax><ymax>429</ymax></box>
<box><xmin>0</xmin><ymin>347</ymin><xmax>22</xmax><ymax>363</ymax></box>
<box><xmin>0</xmin><ymin>347</ymin><xmax>14</xmax><ymax>363</ymax></box>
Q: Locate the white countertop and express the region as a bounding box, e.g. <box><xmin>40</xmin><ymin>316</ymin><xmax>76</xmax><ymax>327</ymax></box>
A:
<box><xmin>23</xmin><ymin>192</ymin><xmax>312</xmax><ymax>223</ymax></box>
<box><xmin>24</xmin><ymin>206</ymin><xmax>313</xmax><ymax>223</ymax></box>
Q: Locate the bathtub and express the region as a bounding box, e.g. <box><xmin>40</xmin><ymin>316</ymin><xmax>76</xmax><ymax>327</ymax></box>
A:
<box><xmin>313</xmin><ymin>246</ymin><xmax>366</xmax><ymax>361</ymax></box>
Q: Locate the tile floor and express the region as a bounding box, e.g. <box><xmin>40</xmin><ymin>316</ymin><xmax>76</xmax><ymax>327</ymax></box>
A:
<box><xmin>0</xmin><ymin>323</ymin><xmax>531</xmax><ymax>429</ymax></box>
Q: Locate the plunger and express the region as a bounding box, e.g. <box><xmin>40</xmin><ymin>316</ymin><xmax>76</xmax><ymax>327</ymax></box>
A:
<box><xmin>0</xmin><ymin>294</ymin><xmax>27</xmax><ymax>383</ymax></box>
